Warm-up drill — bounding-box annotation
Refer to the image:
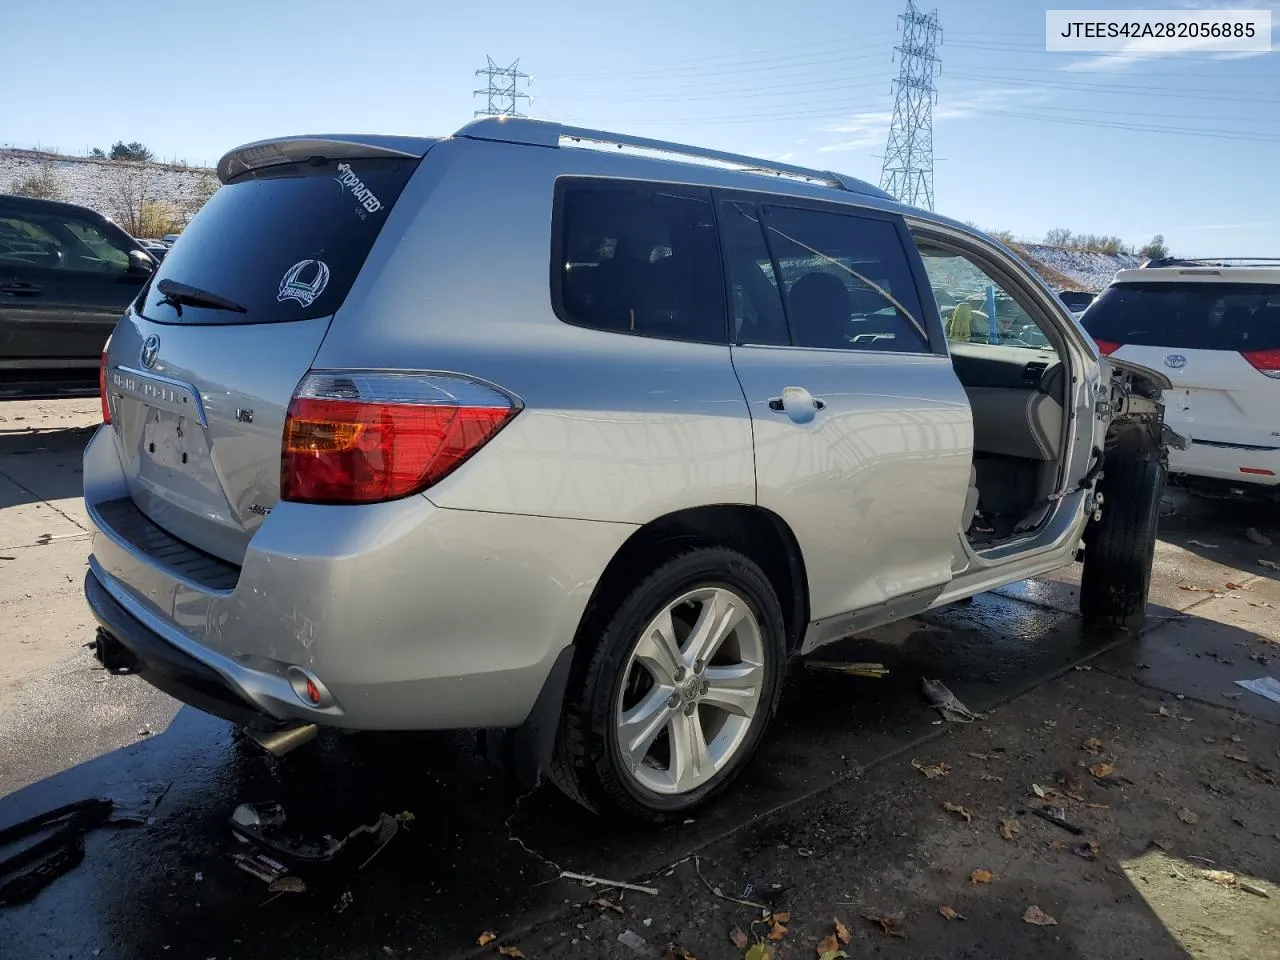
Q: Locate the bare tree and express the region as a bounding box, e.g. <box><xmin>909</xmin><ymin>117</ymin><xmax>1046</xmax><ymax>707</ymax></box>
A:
<box><xmin>104</xmin><ymin>161</ymin><xmax>154</xmax><ymax>237</ymax></box>
<box><xmin>9</xmin><ymin>161</ymin><xmax>62</xmax><ymax>200</ymax></box>
<box><xmin>1138</xmin><ymin>234</ymin><xmax>1169</xmax><ymax>260</ymax></box>
<box><xmin>1044</xmin><ymin>227</ymin><xmax>1072</xmax><ymax>247</ymax></box>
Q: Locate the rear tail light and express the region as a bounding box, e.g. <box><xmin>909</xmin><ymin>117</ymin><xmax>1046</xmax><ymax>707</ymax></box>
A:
<box><xmin>281</xmin><ymin>371</ymin><xmax>520</xmax><ymax>504</ymax></box>
<box><xmin>99</xmin><ymin>350</ymin><xmax>112</xmax><ymax>424</ymax></box>
<box><xmin>1093</xmin><ymin>339</ymin><xmax>1122</xmax><ymax>356</ymax></box>
<box><xmin>1242</xmin><ymin>348</ymin><xmax>1280</xmax><ymax>379</ymax></box>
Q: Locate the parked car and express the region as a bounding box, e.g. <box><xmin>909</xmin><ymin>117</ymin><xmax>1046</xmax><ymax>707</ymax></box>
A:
<box><xmin>137</xmin><ymin>239</ymin><xmax>170</xmax><ymax>262</ymax></box>
<box><xmin>85</xmin><ymin>119</ymin><xmax>1175</xmax><ymax>821</ymax></box>
<box><xmin>1083</xmin><ymin>258</ymin><xmax>1280</xmax><ymax>499</ymax></box>
<box><xmin>161</xmin><ymin>233</ymin><xmax>181</xmax><ymax>246</ymax></box>
<box><xmin>1</xmin><ymin>194</ymin><xmax>156</xmax><ymax>382</ymax></box>
<box><xmin>1057</xmin><ymin>290</ymin><xmax>1097</xmax><ymax>320</ymax></box>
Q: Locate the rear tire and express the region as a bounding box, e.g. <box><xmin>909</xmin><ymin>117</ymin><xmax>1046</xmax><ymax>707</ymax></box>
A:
<box><xmin>1079</xmin><ymin>457</ymin><xmax>1165</xmax><ymax>633</ymax></box>
<box><xmin>549</xmin><ymin>548</ymin><xmax>786</xmax><ymax>822</ymax></box>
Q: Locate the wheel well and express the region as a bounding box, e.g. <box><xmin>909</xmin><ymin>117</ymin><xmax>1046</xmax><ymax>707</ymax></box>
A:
<box><xmin>572</xmin><ymin>505</ymin><xmax>810</xmax><ymax>657</ymax></box>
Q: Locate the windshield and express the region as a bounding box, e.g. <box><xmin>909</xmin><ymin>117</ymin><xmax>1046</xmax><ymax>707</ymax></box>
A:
<box><xmin>137</xmin><ymin>155</ymin><xmax>419</xmax><ymax>325</ymax></box>
<box><xmin>1083</xmin><ymin>281</ymin><xmax>1280</xmax><ymax>351</ymax></box>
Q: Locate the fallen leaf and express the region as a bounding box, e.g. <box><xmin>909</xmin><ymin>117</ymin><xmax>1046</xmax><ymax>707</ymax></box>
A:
<box><xmin>1258</xmin><ymin>559</ymin><xmax>1280</xmax><ymax>571</ymax></box>
<box><xmin>592</xmin><ymin>897</ymin><xmax>625</xmax><ymax>915</ymax></box>
<box><xmin>1178</xmin><ymin>807</ymin><xmax>1200</xmax><ymax>825</ymax></box>
<box><xmin>1225</xmin><ymin>582</ymin><xmax>1246</xmax><ymax>590</ymax></box>
<box><xmin>1082</xmin><ymin>737</ymin><xmax>1105</xmax><ymax>754</ymax></box>
<box><xmin>1158</xmin><ymin>706</ymin><xmax>1176</xmax><ymax>717</ymax></box>
<box><xmin>1032</xmin><ymin>783</ymin><xmax>1053</xmax><ymax>799</ymax></box>
<box><xmin>864</xmin><ymin>913</ymin><xmax>906</xmax><ymax>938</ymax></box>
<box><xmin>834</xmin><ymin>917</ymin><xmax>851</xmax><ymax>945</ymax></box>
<box><xmin>1202</xmin><ymin>870</ymin><xmax>1237</xmax><ymax>887</ymax></box>
<box><xmin>1230</xmin><ymin>734</ymin><xmax>1242</xmax><ymax>743</ymax></box>
<box><xmin>1178</xmin><ymin>585</ymin><xmax>1202</xmax><ymax>592</ymax></box>
<box><xmin>1022</xmin><ymin>905</ymin><xmax>1058</xmax><ymax>926</ymax></box>
<box><xmin>728</xmin><ymin>926</ymin><xmax>749</xmax><ymax>950</ymax></box>
<box><xmin>666</xmin><ymin>948</ymin><xmax>697</xmax><ymax>960</ymax></box>
<box><xmin>911</xmin><ymin>758</ymin><xmax>951</xmax><ymax>779</ymax></box>
<box><xmin>1245</xmin><ymin>527</ymin><xmax>1272</xmax><ymax>547</ymax></box>
<box><xmin>969</xmin><ymin>752</ymin><xmax>995</xmax><ymax>761</ymax></box>
<box><xmin>766</xmin><ymin>921</ymin><xmax>788</xmax><ymax>942</ymax></box>
<box><xmin>498</xmin><ymin>948</ymin><xmax>525</xmax><ymax>959</ymax></box>
<box><xmin>817</xmin><ymin>952</ymin><xmax>848</xmax><ymax>960</ymax></box>
<box><xmin>1000</xmin><ymin>818</ymin><xmax>1020</xmax><ymax>841</ymax></box>
<box><xmin>816</xmin><ymin>934</ymin><xmax>840</xmax><ymax>956</ymax></box>
<box><xmin>771</xmin><ymin>912</ymin><xmax>791</xmax><ymax>924</ymax></box>
<box><xmin>1226</xmin><ymin>752</ymin><xmax>1250</xmax><ymax>763</ymax></box>
<box><xmin>943</xmin><ymin>801</ymin><xmax>973</xmax><ymax>822</ymax></box>
<box><xmin>1090</xmin><ymin>762</ymin><xmax>1115</xmax><ymax>779</ymax></box>
<box><xmin>744</xmin><ymin>944</ymin><xmax>772</xmax><ymax>960</ymax></box>
<box><xmin>969</xmin><ymin>868</ymin><xmax>994</xmax><ymax>885</ymax></box>
<box><xmin>267</xmin><ymin>876</ymin><xmax>306</xmax><ymax>893</ymax></box>
<box><xmin>477</xmin><ymin>932</ymin><xmax>498</xmax><ymax>947</ymax></box>
<box><xmin>1189</xmin><ymin>539</ymin><xmax>1218</xmax><ymax>549</ymax></box>
<box><xmin>938</xmin><ymin>905</ymin><xmax>966</xmax><ymax>921</ymax></box>
<box><xmin>1071</xmin><ymin>841</ymin><xmax>1098</xmax><ymax>861</ymax></box>
<box><xmin>979</xmin><ymin>774</ymin><xmax>1003</xmax><ymax>782</ymax></box>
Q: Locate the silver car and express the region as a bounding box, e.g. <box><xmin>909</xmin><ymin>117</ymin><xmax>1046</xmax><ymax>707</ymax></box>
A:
<box><xmin>85</xmin><ymin>118</ymin><xmax>1176</xmax><ymax>821</ymax></box>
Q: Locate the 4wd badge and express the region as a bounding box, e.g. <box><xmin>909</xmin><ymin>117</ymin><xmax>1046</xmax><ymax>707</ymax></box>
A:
<box><xmin>277</xmin><ymin>260</ymin><xmax>330</xmax><ymax>307</ymax></box>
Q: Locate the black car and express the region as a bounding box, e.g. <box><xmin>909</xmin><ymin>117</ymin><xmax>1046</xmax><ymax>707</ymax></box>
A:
<box><xmin>1</xmin><ymin>194</ymin><xmax>156</xmax><ymax>390</ymax></box>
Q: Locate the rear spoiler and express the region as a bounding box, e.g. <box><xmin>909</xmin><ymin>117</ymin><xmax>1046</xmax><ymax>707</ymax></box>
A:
<box><xmin>217</xmin><ymin>135</ymin><xmax>437</xmax><ymax>183</ymax></box>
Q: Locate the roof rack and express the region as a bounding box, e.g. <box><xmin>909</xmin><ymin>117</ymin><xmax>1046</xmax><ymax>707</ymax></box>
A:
<box><xmin>455</xmin><ymin>116</ymin><xmax>890</xmax><ymax>199</ymax></box>
<box><xmin>1141</xmin><ymin>256</ymin><xmax>1280</xmax><ymax>269</ymax></box>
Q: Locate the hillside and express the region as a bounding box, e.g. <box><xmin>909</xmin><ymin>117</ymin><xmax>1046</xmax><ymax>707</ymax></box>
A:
<box><xmin>1013</xmin><ymin>241</ymin><xmax>1142</xmax><ymax>292</ymax></box>
<box><xmin>0</xmin><ymin>148</ymin><xmax>215</xmax><ymax>232</ymax></box>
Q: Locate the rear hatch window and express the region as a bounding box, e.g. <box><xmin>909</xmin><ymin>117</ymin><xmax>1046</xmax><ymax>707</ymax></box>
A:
<box><xmin>137</xmin><ymin>155</ymin><xmax>420</xmax><ymax>325</ymax></box>
<box><xmin>1083</xmin><ymin>281</ymin><xmax>1280</xmax><ymax>351</ymax></box>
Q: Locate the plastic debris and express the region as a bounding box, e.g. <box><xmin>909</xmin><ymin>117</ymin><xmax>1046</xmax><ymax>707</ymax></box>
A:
<box><xmin>921</xmin><ymin>678</ymin><xmax>979</xmax><ymax>722</ymax></box>
<box><xmin>1235</xmin><ymin>677</ymin><xmax>1280</xmax><ymax>704</ymax></box>
<box><xmin>1033</xmin><ymin>806</ymin><xmax>1084</xmax><ymax>835</ymax></box>
<box><xmin>617</xmin><ymin>929</ymin><xmax>651</xmax><ymax>954</ymax></box>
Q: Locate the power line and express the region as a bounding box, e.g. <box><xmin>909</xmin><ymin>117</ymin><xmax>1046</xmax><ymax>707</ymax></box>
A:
<box><xmin>474</xmin><ymin>56</ymin><xmax>531</xmax><ymax>118</ymax></box>
<box><xmin>880</xmin><ymin>0</ymin><xmax>943</xmax><ymax>210</ymax></box>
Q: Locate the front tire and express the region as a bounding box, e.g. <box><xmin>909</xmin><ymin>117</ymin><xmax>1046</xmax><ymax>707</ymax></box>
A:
<box><xmin>1080</xmin><ymin>457</ymin><xmax>1166</xmax><ymax>633</ymax></box>
<box><xmin>549</xmin><ymin>548</ymin><xmax>786</xmax><ymax>822</ymax></box>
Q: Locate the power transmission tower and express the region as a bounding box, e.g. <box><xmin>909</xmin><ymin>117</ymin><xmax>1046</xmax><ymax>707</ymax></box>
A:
<box><xmin>879</xmin><ymin>0</ymin><xmax>942</xmax><ymax>210</ymax></box>
<box><xmin>473</xmin><ymin>57</ymin><xmax>531</xmax><ymax>117</ymax></box>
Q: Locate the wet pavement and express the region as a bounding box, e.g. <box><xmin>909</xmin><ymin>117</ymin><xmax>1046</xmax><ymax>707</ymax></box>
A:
<box><xmin>2</xmin><ymin>399</ymin><xmax>1278</xmax><ymax>959</ymax></box>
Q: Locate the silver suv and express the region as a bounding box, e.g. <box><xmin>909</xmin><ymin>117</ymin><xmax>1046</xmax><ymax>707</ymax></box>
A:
<box><xmin>85</xmin><ymin>118</ymin><xmax>1176</xmax><ymax>821</ymax></box>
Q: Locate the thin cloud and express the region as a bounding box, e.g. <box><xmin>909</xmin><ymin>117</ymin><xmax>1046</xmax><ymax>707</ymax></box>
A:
<box><xmin>1184</xmin><ymin>220</ymin><xmax>1276</xmax><ymax>230</ymax></box>
<box><xmin>817</xmin><ymin>87</ymin><xmax>1045</xmax><ymax>154</ymax></box>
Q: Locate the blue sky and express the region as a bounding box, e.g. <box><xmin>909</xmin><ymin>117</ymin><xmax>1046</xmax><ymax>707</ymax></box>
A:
<box><xmin>5</xmin><ymin>0</ymin><xmax>1277</xmax><ymax>255</ymax></box>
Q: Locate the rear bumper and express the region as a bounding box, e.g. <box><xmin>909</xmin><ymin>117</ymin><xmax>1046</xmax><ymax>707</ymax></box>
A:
<box><xmin>1168</xmin><ymin>439</ymin><xmax>1280</xmax><ymax>488</ymax></box>
<box><xmin>82</xmin><ymin>425</ymin><xmax>633</xmax><ymax>732</ymax></box>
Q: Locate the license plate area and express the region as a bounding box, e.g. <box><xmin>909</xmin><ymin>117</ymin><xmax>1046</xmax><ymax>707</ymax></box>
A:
<box><xmin>140</xmin><ymin>407</ymin><xmax>197</xmax><ymax>471</ymax></box>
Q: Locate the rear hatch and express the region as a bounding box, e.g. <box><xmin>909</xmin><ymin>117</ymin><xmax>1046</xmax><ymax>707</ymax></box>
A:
<box><xmin>102</xmin><ymin>137</ymin><xmax>429</xmax><ymax>564</ymax></box>
<box><xmin>1083</xmin><ymin>278</ymin><xmax>1280</xmax><ymax>451</ymax></box>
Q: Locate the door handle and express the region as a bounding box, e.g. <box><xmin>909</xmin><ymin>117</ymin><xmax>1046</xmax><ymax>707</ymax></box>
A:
<box><xmin>767</xmin><ymin>387</ymin><xmax>826</xmax><ymax>420</ymax></box>
<box><xmin>0</xmin><ymin>281</ymin><xmax>43</xmax><ymax>297</ymax></box>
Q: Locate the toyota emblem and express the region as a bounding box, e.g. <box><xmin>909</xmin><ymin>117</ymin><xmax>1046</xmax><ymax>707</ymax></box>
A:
<box><xmin>1164</xmin><ymin>354</ymin><xmax>1187</xmax><ymax>370</ymax></box>
<box><xmin>140</xmin><ymin>335</ymin><xmax>160</xmax><ymax>369</ymax></box>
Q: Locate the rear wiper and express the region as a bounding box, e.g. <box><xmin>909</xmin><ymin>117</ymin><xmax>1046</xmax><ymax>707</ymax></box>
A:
<box><xmin>156</xmin><ymin>278</ymin><xmax>248</xmax><ymax>316</ymax></box>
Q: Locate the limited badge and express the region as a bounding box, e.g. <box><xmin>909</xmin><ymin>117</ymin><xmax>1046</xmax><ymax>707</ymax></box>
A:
<box><xmin>277</xmin><ymin>260</ymin><xmax>330</xmax><ymax>307</ymax></box>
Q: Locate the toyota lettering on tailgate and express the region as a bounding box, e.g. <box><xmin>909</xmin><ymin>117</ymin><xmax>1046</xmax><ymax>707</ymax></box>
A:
<box><xmin>110</xmin><ymin>366</ymin><xmax>209</xmax><ymax>426</ymax></box>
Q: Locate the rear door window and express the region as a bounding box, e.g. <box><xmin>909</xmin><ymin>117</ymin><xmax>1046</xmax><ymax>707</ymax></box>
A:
<box><xmin>552</xmin><ymin>179</ymin><xmax>727</xmax><ymax>344</ymax></box>
<box><xmin>1084</xmin><ymin>281</ymin><xmax>1280</xmax><ymax>351</ymax></box>
<box><xmin>0</xmin><ymin>211</ymin><xmax>133</xmax><ymax>275</ymax></box>
<box><xmin>137</xmin><ymin>156</ymin><xmax>419</xmax><ymax>325</ymax></box>
<box><xmin>759</xmin><ymin>204</ymin><xmax>931</xmax><ymax>353</ymax></box>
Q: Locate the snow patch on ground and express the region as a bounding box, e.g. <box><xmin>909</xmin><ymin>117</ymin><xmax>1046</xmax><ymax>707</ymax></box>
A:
<box><xmin>0</xmin><ymin>150</ymin><xmax>214</xmax><ymax>226</ymax></box>
<box><xmin>1021</xmin><ymin>242</ymin><xmax>1142</xmax><ymax>292</ymax></box>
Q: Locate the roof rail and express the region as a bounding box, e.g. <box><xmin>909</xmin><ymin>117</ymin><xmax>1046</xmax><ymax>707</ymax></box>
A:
<box><xmin>455</xmin><ymin>116</ymin><xmax>891</xmax><ymax>199</ymax></box>
<box><xmin>1142</xmin><ymin>256</ymin><xmax>1280</xmax><ymax>269</ymax></box>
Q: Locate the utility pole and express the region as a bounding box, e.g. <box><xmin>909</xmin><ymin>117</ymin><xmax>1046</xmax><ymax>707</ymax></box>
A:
<box><xmin>879</xmin><ymin>0</ymin><xmax>942</xmax><ymax>210</ymax></box>
<box><xmin>473</xmin><ymin>57</ymin><xmax>531</xmax><ymax>118</ymax></box>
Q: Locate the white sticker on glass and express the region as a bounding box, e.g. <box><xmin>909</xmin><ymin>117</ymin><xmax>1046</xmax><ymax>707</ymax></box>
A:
<box><xmin>334</xmin><ymin>163</ymin><xmax>384</xmax><ymax>215</ymax></box>
<box><xmin>277</xmin><ymin>260</ymin><xmax>330</xmax><ymax>307</ymax></box>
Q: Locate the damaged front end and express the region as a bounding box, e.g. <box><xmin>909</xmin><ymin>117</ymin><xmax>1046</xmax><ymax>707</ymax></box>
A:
<box><xmin>1100</xmin><ymin>357</ymin><xmax>1188</xmax><ymax>465</ymax></box>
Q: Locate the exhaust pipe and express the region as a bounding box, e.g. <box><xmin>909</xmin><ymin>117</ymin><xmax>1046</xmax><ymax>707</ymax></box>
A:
<box><xmin>244</xmin><ymin>722</ymin><xmax>318</xmax><ymax>757</ymax></box>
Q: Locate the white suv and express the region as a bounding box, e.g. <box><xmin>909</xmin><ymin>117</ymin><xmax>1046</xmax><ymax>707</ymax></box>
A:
<box><xmin>1084</xmin><ymin>259</ymin><xmax>1280</xmax><ymax>498</ymax></box>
